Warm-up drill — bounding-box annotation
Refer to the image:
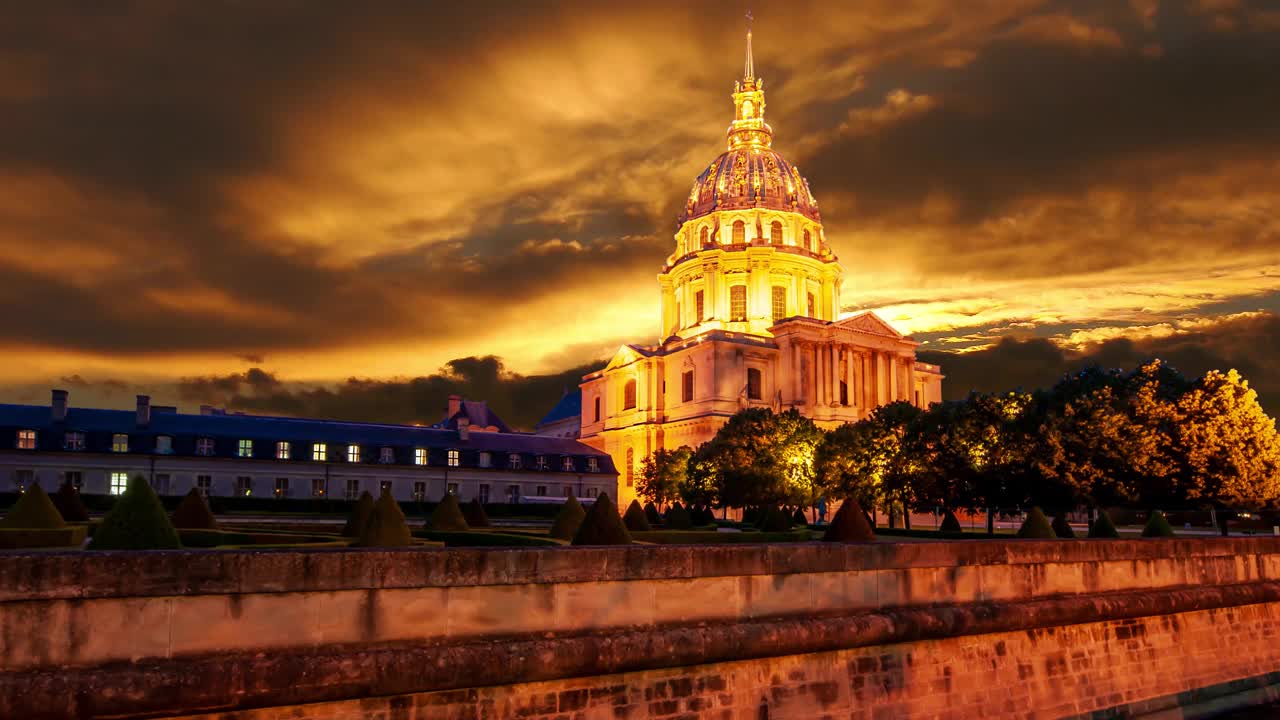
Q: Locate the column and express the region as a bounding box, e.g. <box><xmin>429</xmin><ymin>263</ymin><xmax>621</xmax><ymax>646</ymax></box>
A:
<box><xmin>907</xmin><ymin>357</ymin><xmax>917</xmax><ymax>407</ymax></box>
<box><xmin>888</xmin><ymin>354</ymin><xmax>898</xmax><ymax>402</ymax></box>
<box><xmin>845</xmin><ymin>347</ymin><xmax>856</xmax><ymax>408</ymax></box>
<box><xmin>778</xmin><ymin>337</ymin><xmax>792</xmax><ymax>405</ymax></box>
<box><xmin>815</xmin><ymin>343</ymin><xmax>825</xmax><ymax>406</ymax></box>
<box><xmin>792</xmin><ymin>342</ymin><xmax>802</xmax><ymax>403</ymax></box>
<box><xmin>829</xmin><ymin>342</ymin><xmax>840</xmax><ymax>407</ymax></box>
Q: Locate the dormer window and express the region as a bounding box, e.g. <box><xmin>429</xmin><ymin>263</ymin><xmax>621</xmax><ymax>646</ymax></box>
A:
<box><xmin>379</xmin><ymin>447</ymin><xmax>395</xmax><ymax>464</ymax></box>
<box><xmin>196</xmin><ymin>437</ymin><xmax>214</xmax><ymax>456</ymax></box>
<box><xmin>535</xmin><ymin>455</ymin><xmax>548</xmax><ymax>471</ymax></box>
<box><xmin>276</xmin><ymin>441</ymin><xmax>291</xmax><ymax>460</ymax></box>
<box><xmin>479</xmin><ymin>451</ymin><xmax>492</xmax><ymax>468</ymax></box>
<box><xmin>312</xmin><ymin>442</ymin><xmax>327</xmax><ymax>461</ymax></box>
<box><xmin>63</xmin><ymin>431</ymin><xmax>84</xmax><ymax>451</ymax></box>
<box><xmin>112</xmin><ymin>433</ymin><xmax>129</xmax><ymax>453</ymax></box>
<box><xmin>414</xmin><ymin>447</ymin><xmax>427</xmax><ymax>465</ymax></box>
<box><xmin>562</xmin><ymin>457</ymin><xmax>574</xmax><ymax>472</ymax></box>
<box><xmin>447</xmin><ymin>449</ymin><xmax>460</xmax><ymax>467</ymax></box>
<box><xmin>587</xmin><ymin>457</ymin><xmax>599</xmax><ymax>473</ymax></box>
<box><xmin>237</xmin><ymin>439</ymin><xmax>253</xmax><ymax>458</ymax></box>
<box><xmin>347</xmin><ymin>444</ymin><xmax>360</xmax><ymax>463</ymax></box>
<box><xmin>508</xmin><ymin>453</ymin><xmax>522</xmax><ymax>470</ymax></box>
<box><xmin>155</xmin><ymin>435</ymin><xmax>173</xmax><ymax>454</ymax></box>
<box><xmin>16</xmin><ymin>429</ymin><xmax>36</xmax><ymax>450</ymax></box>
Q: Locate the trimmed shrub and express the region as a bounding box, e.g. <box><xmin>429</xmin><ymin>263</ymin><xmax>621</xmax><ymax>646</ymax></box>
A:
<box><xmin>623</xmin><ymin>499</ymin><xmax>652</xmax><ymax>532</ymax></box>
<box><xmin>792</xmin><ymin>507</ymin><xmax>808</xmax><ymax>526</ymax></box>
<box><xmin>939</xmin><ymin>509</ymin><xmax>962</xmax><ymax>533</ymax></box>
<box><xmin>51</xmin><ymin>482</ymin><xmax>90</xmax><ymax>523</ymax></box>
<box><xmin>1142</xmin><ymin>510</ymin><xmax>1176</xmax><ymax>538</ymax></box>
<box><xmin>429</xmin><ymin>493</ymin><xmax>470</xmax><ymax>531</ymax></box>
<box><xmin>633</xmin><ymin>529</ymin><xmax>810</xmax><ymax>544</ymax></box>
<box><xmin>664</xmin><ymin>502</ymin><xmax>693</xmax><ymax>530</ymax></box>
<box><xmin>571</xmin><ymin>494</ymin><xmax>631</xmax><ymax>546</ymax></box>
<box><xmin>643</xmin><ymin>501</ymin><xmax>662</xmax><ymax>526</ymax></box>
<box><xmin>462</xmin><ymin>498</ymin><xmax>491</xmax><ymax>528</ymax></box>
<box><xmin>0</xmin><ymin>483</ymin><xmax>65</xmax><ymax>529</ymax></box>
<box><xmin>694</xmin><ymin>505</ymin><xmax>717</xmax><ymax>526</ymax></box>
<box><xmin>823</xmin><ymin>499</ymin><xmax>876</xmax><ymax>542</ymax></box>
<box><xmin>1016</xmin><ymin>507</ymin><xmax>1056</xmax><ymax>539</ymax></box>
<box><xmin>0</xmin><ymin>526</ymin><xmax>87</xmax><ymax>549</ymax></box>
<box><xmin>757</xmin><ymin>505</ymin><xmax>793</xmax><ymax>532</ymax></box>
<box><xmin>91</xmin><ymin>475</ymin><xmax>182</xmax><ymax>550</ymax></box>
<box><xmin>742</xmin><ymin>506</ymin><xmax>761</xmax><ymax>525</ymax></box>
<box><xmin>171</xmin><ymin>488</ymin><xmax>218</xmax><ymax>530</ymax></box>
<box><xmin>550</xmin><ymin>496</ymin><xmax>587</xmax><ymax>540</ymax></box>
<box><xmin>358</xmin><ymin>491</ymin><xmax>413</xmax><ymax>547</ymax></box>
<box><xmin>341</xmin><ymin>492</ymin><xmax>375</xmax><ymax>537</ymax></box>
<box><xmin>1051</xmin><ymin>513</ymin><xmax>1076</xmax><ymax>539</ymax></box>
<box><xmin>178</xmin><ymin>528</ymin><xmax>257</xmax><ymax>548</ymax></box>
<box><xmin>417</xmin><ymin>530</ymin><xmax>561</xmax><ymax>547</ymax></box>
<box><xmin>1088</xmin><ymin>509</ymin><xmax>1121</xmax><ymax>539</ymax></box>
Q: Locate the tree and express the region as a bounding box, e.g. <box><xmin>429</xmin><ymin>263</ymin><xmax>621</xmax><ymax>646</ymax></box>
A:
<box><xmin>695</xmin><ymin>408</ymin><xmax>822</xmax><ymax>508</ymax></box>
<box><xmin>637</xmin><ymin>447</ymin><xmax>692</xmax><ymax>507</ymax></box>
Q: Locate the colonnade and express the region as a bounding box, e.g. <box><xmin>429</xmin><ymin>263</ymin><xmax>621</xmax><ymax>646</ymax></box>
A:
<box><xmin>782</xmin><ymin>339</ymin><xmax>915</xmax><ymax>411</ymax></box>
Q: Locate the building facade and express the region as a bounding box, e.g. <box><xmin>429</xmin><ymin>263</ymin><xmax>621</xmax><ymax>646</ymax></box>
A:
<box><xmin>0</xmin><ymin>390</ymin><xmax>617</xmax><ymax>504</ymax></box>
<box><xmin>575</xmin><ymin>28</ymin><xmax>944</xmax><ymax>508</ymax></box>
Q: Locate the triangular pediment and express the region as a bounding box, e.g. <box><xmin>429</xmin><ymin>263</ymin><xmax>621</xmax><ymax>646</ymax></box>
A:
<box><xmin>603</xmin><ymin>344</ymin><xmax>650</xmax><ymax>371</ymax></box>
<box><xmin>834</xmin><ymin>311</ymin><xmax>905</xmax><ymax>339</ymax></box>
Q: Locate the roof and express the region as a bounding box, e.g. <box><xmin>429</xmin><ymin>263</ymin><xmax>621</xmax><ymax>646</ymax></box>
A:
<box><xmin>536</xmin><ymin>391</ymin><xmax>582</xmax><ymax>427</ymax></box>
<box><xmin>437</xmin><ymin>400</ymin><xmax>512</xmax><ymax>433</ymax></box>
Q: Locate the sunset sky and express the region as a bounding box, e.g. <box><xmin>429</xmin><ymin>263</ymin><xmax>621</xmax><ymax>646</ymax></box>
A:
<box><xmin>1</xmin><ymin>0</ymin><xmax>1277</xmax><ymax>427</ymax></box>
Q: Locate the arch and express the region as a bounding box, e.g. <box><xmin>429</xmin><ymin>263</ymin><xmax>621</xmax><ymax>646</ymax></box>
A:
<box><xmin>623</xmin><ymin>379</ymin><xmax>637</xmax><ymax>410</ymax></box>
<box><xmin>729</xmin><ymin>285</ymin><xmax>747</xmax><ymax>321</ymax></box>
<box><xmin>770</xmin><ymin>220</ymin><xmax>783</xmax><ymax>245</ymax></box>
<box><xmin>803</xmin><ymin>229</ymin><xmax>812</xmax><ymax>251</ymax></box>
<box><xmin>699</xmin><ymin>226</ymin><xmax>709</xmax><ymax>247</ymax></box>
<box><xmin>732</xmin><ymin>220</ymin><xmax>746</xmax><ymax>244</ymax></box>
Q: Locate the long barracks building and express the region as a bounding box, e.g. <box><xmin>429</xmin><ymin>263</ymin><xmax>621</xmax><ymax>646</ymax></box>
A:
<box><xmin>0</xmin><ymin>390</ymin><xmax>617</xmax><ymax>504</ymax></box>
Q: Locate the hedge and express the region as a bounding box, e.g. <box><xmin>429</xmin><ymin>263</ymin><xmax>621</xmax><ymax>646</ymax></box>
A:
<box><xmin>415</xmin><ymin>530</ymin><xmax>562</xmax><ymax>547</ymax></box>
<box><xmin>630</xmin><ymin>529</ymin><xmax>812</xmax><ymax>544</ymax></box>
<box><xmin>0</xmin><ymin>526</ymin><xmax>88</xmax><ymax>549</ymax></box>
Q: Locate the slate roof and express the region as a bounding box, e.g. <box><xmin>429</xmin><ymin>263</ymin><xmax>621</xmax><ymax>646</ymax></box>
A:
<box><xmin>536</xmin><ymin>391</ymin><xmax>582</xmax><ymax>427</ymax></box>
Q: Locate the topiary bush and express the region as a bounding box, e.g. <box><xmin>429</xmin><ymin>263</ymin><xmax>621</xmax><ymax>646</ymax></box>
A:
<box><xmin>341</xmin><ymin>491</ymin><xmax>375</xmax><ymax>537</ymax></box>
<box><xmin>1088</xmin><ymin>509</ymin><xmax>1120</xmax><ymax>538</ymax></box>
<box><xmin>462</xmin><ymin>498</ymin><xmax>491</xmax><ymax>528</ymax></box>
<box><xmin>358</xmin><ymin>490</ymin><xmax>413</xmax><ymax>547</ymax></box>
<box><xmin>663</xmin><ymin>502</ymin><xmax>693</xmax><ymax>530</ymax></box>
<box><xmin>792</xmin><ymin>507</ymin><xmax>808</xmax><ymax>526</ymax></box>
<box><xmin>742</xmin><ymin>506</ymin><xmax>761</xmax><ymax>526</ymax></box>
<box><xmin>1016</xmin><ymin>507</ymin><xmax>1056</xmax><ymax>539</ymax></box>
<box><xmin>550</xmin><ymin>496</ymin><xmax>586</xmax><ymax>540</ymax></box>
<box><xmin>51</xmin><ymin>481</ymin><xmax>90</xmax><ymax>523</ymax></box>
<box><xmin>623</xmin><ymin>499</ymin><xmax>652</xmax><ymax>532</ymax></box>
<box><xmin>429</xmin><ymin>493</ymin><xmax>470</xmax><ymax>531</ymax></box>
<box><xmin>0</xmin><ymin>483</ymin><xmax>65</xmax><ymax>529</ymax></box>
<box><xmin>823</xmin><ymin>499</ymin><xmax>876</xmax><ymax>542</ymax></box>
<box><xmin>939</xmin><ymin>509</ymin><xmax>962</xmax><ymax>533</ymax></box>
<box><xmin>1051</xmin><ymin>513</ymin><xmax>1076</xmax><ymax>539</ymax></box>
<box><xmin>694</xmin><ymin>505</ymin><xmax>717</xmax><ymax>526</ymax></box>
<box><xmin>170</xmin><ymin>488</ymin><xmax>218</xmax><ymax>530</ymax></box>
<box><xmin>757</xmin><ymin>505</ymin><xmax>793</xmax><ymax>532</ymax></box>
<box><xmin>643</xmin><ymin>501</ymin><xmax>662</xmax><ymax>526</ymax></box>
<box><xmin>572</xmin><ymin>494</ymin><xmax>631</xmax><ymax>546</ymax></box>
<box><xmin>1142</xmin><ymin>510</ymin><xmax>1176</xmax><ymax>538</ymax></box>
<box><xmin>91</xmin><ymin>475</ymin><xmax>182</xmax><ymax>550</ymax></box>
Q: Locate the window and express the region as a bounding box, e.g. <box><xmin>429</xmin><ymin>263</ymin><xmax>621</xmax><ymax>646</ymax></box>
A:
<box><xmin>807</xmin><ymin>292</ymin><xmax>816</xmax><ymax>318</ymax></box>
<box><xmin>447</xmin><ymin>482</ymin><xmax>459</xmax><ymax>495</ymax></box>
<box><xmin>536</xmin><ymin>485</ymin><xmax>547</xmax><ymax>497</ymax></box>
<box><xmin>593</xmin><ymin>397</ymin><xmax>600</xmax><ymax>423</ymax></box>
<box><xmin>508</xmin><ymin>453</ymin><xmax>522</xmax><ymax>470</ymax></box>
<box><xmin>447</xmin><ymin>449</ymin><xmax>460</xmax><ymax>467</ymax></box>
<box><xmin>276</xmin><ymin>441</ymin><xmax>290</xmax><ymax>460</ymax></box>
<box><xmin>747</xmin><ymin>368</ymin><xmax>762</xmax><ymax>400</ymax></box>
<box><xmin>562</xmin><ymin>485</ymin><xmax>573</xmax><ymax>497</ymax></box>
<box><xmin>379</xmin><ymin>447</ymin><xmax>394</xmax><ymax>464</ymax></box>
<box><xmin>695</xmin><ymin>290</ymin><xmax>704</xmax><ymax>322</ymax></box>
<box><xmin>414</xmin><ymin>447</ymin><xmax>427</xmax><ymax>466</ymax></box>
<box><xmin>236</xmin><ymin>476</ymin><xmax>253</xmax><ymax>496</ymax></box>
<box><xmin>345</xmin><ymin>444</ymin><xmax>360</xmax><ymax>463</ymax></box>
<box><xmin>507</xmin><ymin>485</ymin><xmax>520</xmax><ymax>503</ymax></box>
<box><xmin>562</xmin><ymin>456</ymin><xmax>575</xmax><ymax>472</ymax></box>
<box><xmin>772</xmin><ymin>286</ymin><xmax>787</xmax><ymax>322</ymax></box>
<box><xmin>699</xmin><ymin>226</ymin><xmax>709</xmax><ymax>246</ymax></box>
<box><xmin>14</xmin><ymin>469</ymin><xmax>34</xmax><ymax>493</ymax></box>
<box><xmin>274</xmin><ymin>477</ymin><xmax>289</xmax><ymax>497</ymax></box>
<box><xmin>623</xmin><ymin>379</ymin><xmax>637</xmax><ymax>410</ymax></box>
<box><xmin>803</xmin><ymin>229</ymin><xmax>812</xmax><ymax>250</ymax></box>
<box><xmin>152</xmin><ymin>474</ymin><xmax>171</xmax><ymax>496</ymax></box>
<box><xmin>155</xmin><ymin>435</ymin><xmax>173</xmax><ymax>454</ymax></box>
<box><xmin>312</xmin><ymin>442</ymin><xmax>327</xmax><ymax>461</ymax></box>
<box><xmin>64</xmin><ymin>471</ymin><xmax>82</xmax><ymax>491</ymax></box>
<box><xmin>587</xmin><ymin>457</ymin><xmax>599</xmax><ymax>472</ymax></box>
<box><xmin>730</xmin><ymin>285</ymin><xmax>747</xmax><ymax>321</ymax></box>
<box><xmin>110</xmin><ymin>472</ymin><xmax>128</xmax><ymax>495</ymax></box>
<box><xmin>625</xmin><ymin>448</ymin><xmax>634</xmax><ymax>487</ymax></box>
<box><xmin>478</xmin><ymin>484</ymin><xmax>490</xmax><ymax>503</ymax></box>
<box><xmin>63</xmin><ymin>431</ymin><xmax>85</xmax><ymax>451</ymax></box>
<box><xmin>479</xmin><ymin>451</ymin><xmax>492</xmax><ymax>468</ymax></box>
<box><xmin>412</xmin><ymin>481</ymin><xmax>426</xmax><ymax>501</ymax></box>
<box><xmin>585</xmin><ymin>486</ymin><xmax>598</xmax><ymax>498</ymax></box>
<box><xmin>196</xmin><ymin>475</ymin><xmax>212</xmax><ymax>496</ymax></box>
<box><xmin>380</xmin><ymin>480</ymin><xmax>393</xmax><ymax>496</ymax></box>
<box><xmin>770</xmin><ymin>220</ymin><xmax>783</xmax><ymax>244</ymax></box>
<box><xmin>732</xmin><ymin>219</ymin><xmax>745</xmax><ymax>243</ymax></box>
<box><xmin>112</xmin><ymin>433</ymin><xmax>129</xmax><ymax>453</ymax></box>
<box><xmin>237</xmin><ymin>439</ymin><xmax>253</xmax><ymax>458</ymax></box>
<box><xmin>682</xmin><ymin>370</ymin><xmax>694</xmax><ymax>402</ymax></box>
<box><xmin>311</xmin><ymin>477</ymin><xmax>326</xmax><ymax>497</ymax></box>
<box><xmin>196</xmin><ymin>437</ymin><xmax>214</xmax><ymax>456</ymax></box>
<box><xmin>344</xmin><ymin>478</ymin><xmax>359</xmax><ymax>500</ymax></box>
<box><xmin>535</xmin><ymin>455</ymin><xmax>548</xmax><ymax>471</ymax></box>
<box><xmin>16</xmin><ymin>429</ymin><xmax>36</xmax><ymax>450</ymax></box>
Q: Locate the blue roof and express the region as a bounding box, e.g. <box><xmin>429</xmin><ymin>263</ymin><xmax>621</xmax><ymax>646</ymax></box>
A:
<box><xmin>537</xmin><ymin>391</ymin><xmax>581</xmax><ymax>427</ymax></box>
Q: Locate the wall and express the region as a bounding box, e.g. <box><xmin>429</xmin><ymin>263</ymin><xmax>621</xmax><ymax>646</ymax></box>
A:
<box><xmin>4</xmin><ymin>539</ymin><xmax>1280</xmax><ymax>719</ymax></box>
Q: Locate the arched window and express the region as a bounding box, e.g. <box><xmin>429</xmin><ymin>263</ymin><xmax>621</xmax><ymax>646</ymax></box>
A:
<box><xmin>623</xmin><ymin>379</ymin><xmax>637</xmax><ymax>410</ymax></box>
<box><xmin>699</xmin><ymin>226</ymin><xmax>709</xmax><ymax>246</ymax></box>
<box><xmin>694</xmin><ymin>290</ymin><xmax>704</xmax><ymax>322</ymax></box>
<box><xmin>625</xmin><ymin>447</ymin><xmax>635</xmax><ymax>487</ymax></box>
<box><xmin>732</xmin><ymin>220</ymin><xmax>746</xmax><ymax>244</ymax></box>
<box><xmin>747</xmin><ymin>368</ymin><xmax>762</xmax><ymax>400</ymax></box>
<box><xmin>771</xmin><ymin>286</ymin><xmax>787</xmax><ymax>321</ymax></box>
<box><xmin>807</xmin><ymin>292</ymin><xmax>816</xmax><ymax>318</ymax></box>
<box><xmin>730</xmin><ymin>285</ymin><xmax>747</xmax><ymax>321</ymax></box>
<box><xmin>770</xmin><ymin>221</ymin><xmax>783</xmax><ymax>245</ymax></box>
<box><xmin>803</xmin><ymin>229</ymin><xmax>812</xmax><ymax>251</ymax></box>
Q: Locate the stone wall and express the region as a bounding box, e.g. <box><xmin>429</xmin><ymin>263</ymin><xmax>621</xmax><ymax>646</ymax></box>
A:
<box><xmin>4</xmin><ymin>539</ymin><xmax>1280</xmax><ymax>719</ymax></box>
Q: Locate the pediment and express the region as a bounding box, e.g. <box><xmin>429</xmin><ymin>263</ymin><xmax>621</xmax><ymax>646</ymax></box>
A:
<box><xmin>603</xmin><ymin>344</ymin><xmax>650</xmax><ymax>371</ymax></box>
<box><xmin>834</xmin><ymin>311</ymin><xmax>905</xmax><ymax>339</ymax></box>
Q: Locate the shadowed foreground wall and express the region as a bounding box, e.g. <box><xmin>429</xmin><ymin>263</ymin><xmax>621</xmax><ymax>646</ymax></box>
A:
<box><xmin>4</xmin><ymin>539</ymin><xmax>1280</xmax><ymax>719</ymax></box>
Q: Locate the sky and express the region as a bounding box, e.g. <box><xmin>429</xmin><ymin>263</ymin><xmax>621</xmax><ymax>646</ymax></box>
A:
<box><xmin>1</xmin><ymin>0</ymin><xmax>1277</xmax><ymax>428</ymax></box>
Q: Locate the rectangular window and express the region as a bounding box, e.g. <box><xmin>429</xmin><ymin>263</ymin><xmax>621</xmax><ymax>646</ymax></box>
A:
<box><xmin>112</xmin><ymin>433</ymin><xmax>129</xmax><ymax>453</ymax></box>
<box><xmin>311</xmin><ymin>477</ymin><xmax>326</xmax><ymax>497</ymax></box>
<box><xmin>197</xmin><ymin>437</ymin><xmax>214</xmax><ymax>456</ymax></box>
<box><xmin>507</xmin><ymin>485</ymin><xmax>520</xmax><ymax>503</ymax></box>
<box><xmin>155</xmin><ymin>435</ymin><xmax>173</xmax><ymax>454</ymax></box>
<box><xmin>151</xmin><ymin>473</ymin><xmax>171</xmax><ymax>496</ymax></box>
<box><xmin>413</xmin><ymin>481</ymin><xmax>426</xmax><ymax>501</ymax></box>
<box><xmin>535</xmin><ymin>485</ymin><xmax>547</xmax><ymax>497</ymax></box>
<box><xmin>380</xmin><ymin>480</ymin><xmax>393</xmax><ymax>496</ymax></box>
<box><xmin>587</xmin><ymin>457</ymin><xmax>599</xmax><ymax>472</ymax></box>
<box><xmin>508</xmin><ymin>453</ymin><xmax>522</xmax><ymax>470</ymax></box>
<box><xmin>414</xmin><ymin>447</ymin><xmax>427</xmax><ymax>466</ymax></box>
<box><xmin>447</xmin><ymin>482</ymin><xmax>459</xmax><ymax>495</ymax></box>
<box><xmin>593</xmin><ymin>396</ymin><xmax>600</xmax><ymax>423</ymax></box>
<box><xmin>562</xmin><ymin>456</ymin><xmax>575</xmax><ymax>472</ymax></box>
<box><xmin>478</xmin><ymin>484</ymin><xmax>490</xmax><ymax>503</ymax></box>
<box><xmin>379</xmin><ymin>447</ymin><xmax>394</xmax><ymax>464</ymax></box>
<box><xmin>345</xmin><ymin>478</ymin><xmax>359</xmax><ymax>500</ymax></box>
<box><xmin>14</xmin><ymin>469</ymin><xmax>34</xmax><ymax>493</ymax></box>
<box><xmin>16</xmin><ymin>429</ymin><xmax>36</xmax><ymax>450</ymax></box>
<box><xmin>747</xmin><ymin>367</ymin><xmax>762</xmax><ymax>400</ymax></box>
<box><xmin>772</xmin><ymin>286</ymin><xmax>787</xmax><ymax>322</ymax></box>
<box><xmin>237</xmin><ymin>439</ymin><xmax>253</xmax><ymax>458</ymax></box>
<box><xmin>236</xmin><ymin>476</ymin><xmax>253</xmax><ymax>496</ymax></box>
<box><xmin>535</xmin><ymin>455</ymin><xmax>548</xmax><ymax>471</ymax></box>
<box><xmin>682</xmin><ymin>370</ymin><xmax>694</xmax><ymax>403</ymax></box>
<box><xmin>561</xmin><ymin>485</ymin><xmax>572</xmax><ymax>497</ymax></box>
<box><xmin>585</xmin><ymin>486</ymin><xmax>598</xmax><ymax>498</ymax></box>
<box><xmin>64</xmin><ymin>471</ymin><xmax>82</xmax><ymax>490</ymax></box>
<box><xmin>63</xmin><ymin>431</ymin><xmax>85</xmax><ymax>451</ymax></box>
<box><xmin>447</xmin><ymin>449</ymin><xmax>460</xmax><ymax>467</ymax></box>
<box><xmin>807</xmin><ymin>292</ymin><xmax>816</xmax><ymax>318</ymax></box>
<box><xmin>276</xmin><ymin>441</ymin><xmax>290</xmax><ymax>460</ymax></box>
<box><xmin>274</xmin><ymin>477</ymin><xmax>289</xmax><ymax>497</ymax></box>
<box><xmin>623</xmin><ymin>380</ymin><xmax>636</xmax><ymax>410</ymax></box>
<box><xmin>196</xmin><ymin>475</ymin><xmax>212</xmax><ymax>496</ymax></box>
<box><xmin>730</xmin><ymin>285</ymin><xmax>747</xmax><ymax>321</ymax></box>
<box><xmin>479</xmin><ymin>451</ymin><xmax>491</xmax><ymax>468</ymax></box>
<box><xmin>312</xmin><ymin>442</ymin><xmax>327</xmax><ymax>461</ymax></box>
<box><xmin>347</xmin><ymin>444</ymin><xmax>360</xmax><ymax>463</ymax></box>
<box><xmin>110</xmin><ymin>472</ymin><xmax>128</xmax><ymax>495</ymax></box>
<box><xmin>695</xmin><ymin>290</ymin><xmax>705</xmax><ymax>322</ymax></box>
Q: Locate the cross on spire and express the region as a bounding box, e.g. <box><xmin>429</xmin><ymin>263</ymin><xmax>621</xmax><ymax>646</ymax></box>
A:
<box><xmin>744</xmin><ymin>9</ymin><xmax>755</xmax><ymax>81</ymax></box>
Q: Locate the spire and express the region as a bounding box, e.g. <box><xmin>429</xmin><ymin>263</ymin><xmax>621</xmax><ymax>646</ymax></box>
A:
<box><xmin>726</xmin><ymin>10</ymin><xmax>772</xmax><ymax>150</ymax></box>
<box><xmin>744</xmin><ymin>10</ymin><xmax>755</xmax><ymax>81</ymax></box>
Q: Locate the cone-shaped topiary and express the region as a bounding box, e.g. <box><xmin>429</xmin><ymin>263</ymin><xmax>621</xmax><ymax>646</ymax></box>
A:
<box><xmin>696</xmin><ymin>505</ymin><xmax>715</xmax><ymax>526</ymax></box>
<box><xmin>429</xmin><ymin>493</ymin><xmax>470</xmax><ymax>531</ymax></box>
<box><xmin>1016</xmin><ymin>507</ymin><xmax>1057</xmax><ymax>539</ymax></box>
<box><xmin>550</xmin><ymin>495</ymin><xmax>587</xmax><ymax>540</ymax></box>
<box><xmin>341</xmin><ymin>491</ymin><xmax>375</xmax><ymax>537</ymax></box>
<box><xmin>170</xmin><ymin>488</ymin><xmax>218</xmax><ymax>530</ymax></box>
<box><xmin>1051</xmin><ymin>513</ymin><xmax>1076</xmax><ymax>539</ymax></box>
<box><xmin>664</xmin><ymin>502</ymin><xmax>693</xmax><ymax>530</ymax></box>
<box><xmin>1142</xmin><ymin>510</ymin><xmax>1176</xmax><ymax>538</ymax></box>
<box><xmin>757</xmin><ymin>505</ymin><xmax>794</xmax><ymax>532</ymax></box>
<box><xmin>1088</xmin><ymin>509</ymin><xmax>1120</xmax><ymax>538</ymax></box>
<box><xmin>823</xmin><ymin>498</ymin><xmax>876</xmax><ymax>542</ymax></box>
<box><xmin>572</xmin><ymin>494</ymin><xmax>631</xmax><ymax>545</ymax></box>
<box><xmin>462</xmin><ymin>498</ymin><xmax>491</xmax><ymax>528</ymax></box>
<box><xmin>939</xmin><ymin>509</ymin><xmax>962</xmax><ymax>533</ymax></box>
<box><xmin>358</xmin><ymin>490</ymin><xmax>413</xmax><ymax>547</ymax></box>
<box><xmin>742</xmin><ymin>506</ymin><xmax>760</xmax><ymax>526</ymax></box>
<box><xmin>792</xmin><ymin>507</ymin><xmax>808</xmax><ymax>526</ymax></box>
<box><xmin>51</xmin><ymin>481</ymin><xmax>90</xmax><ymax>523</ymax></box>
<box><xmin>623</xmin><ymin>499</ymin><xmax>652</xmax><ymax>531</ymax></box>
<box><xmin>91</xmin><ymin>475</ymin><xmax>181</xmax><ymax>550</ymax></box>
<box><xmin>1</xmin><ymin>483</ymin><xmax>66</xmax><ymax>529</ymax></box>
<box><xmin>643</xmin><ymin>501</ymin><xmax>662</xmax><ymax>526</ymax></box>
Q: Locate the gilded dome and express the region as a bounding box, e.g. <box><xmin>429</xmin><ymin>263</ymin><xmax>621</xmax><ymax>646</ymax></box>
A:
<box><xmin>678</xmin><ymin>146</ymin><xmax>820</xmax><ymax>225</ymax></box>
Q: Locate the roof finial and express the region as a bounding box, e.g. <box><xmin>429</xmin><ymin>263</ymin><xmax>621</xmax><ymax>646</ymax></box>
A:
<box><xmin>744</xmin><ymin>9</ymin><xmax>755</xmax><ymax>81</ymax></box>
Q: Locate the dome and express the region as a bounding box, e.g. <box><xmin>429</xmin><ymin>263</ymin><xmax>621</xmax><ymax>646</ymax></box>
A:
<box><xmin>678</xmin><ymin>146</ymin><xmax>820</xmax><ymax>225</ymax></box>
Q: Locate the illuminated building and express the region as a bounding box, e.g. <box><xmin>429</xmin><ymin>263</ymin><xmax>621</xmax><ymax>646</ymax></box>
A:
<box><xmin>567</xmin><ymin>24</ymin><xmax>944</xmax><ymax>507</ymax></box>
